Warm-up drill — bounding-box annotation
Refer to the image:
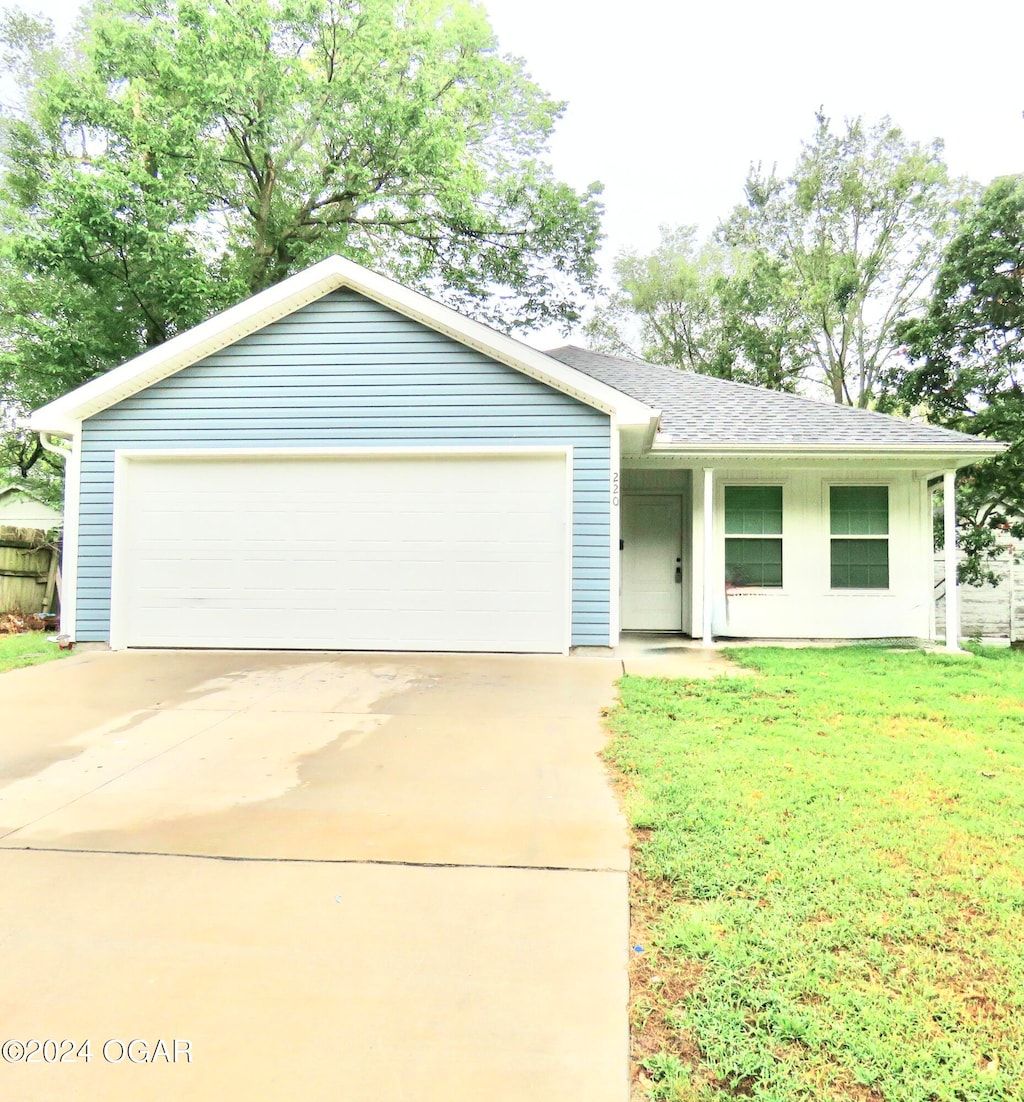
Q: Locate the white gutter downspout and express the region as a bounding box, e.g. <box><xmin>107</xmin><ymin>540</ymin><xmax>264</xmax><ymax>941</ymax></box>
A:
<box><xmin>39</xmin><ymin>430</ymin><xmax>79</xmax><ymax>639</ymax></box>
<box><xmin>38</xmin><ymin>432</ymin><xmax>73</xmax><ymax>460</ymax></box>
<box><xmin>702</xmin><ymin>467</ymin><xmax>714</xmax><ymax>647</ymax></box>
<box><xmin>35</xmin><ymin>431</ymin><xmax>74</xmax><ymax>634</ymax></box>
<box><xmin>943</xmin><ymin>470</ymin><xmax>960</xmax><ymax>652</ymax></box>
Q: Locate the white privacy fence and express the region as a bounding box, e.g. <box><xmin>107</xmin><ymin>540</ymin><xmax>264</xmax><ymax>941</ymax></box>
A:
<box><xmin>934</xmin><ymin>545</ymin><xmax>1023</xmax><ymax>639</ymax></box>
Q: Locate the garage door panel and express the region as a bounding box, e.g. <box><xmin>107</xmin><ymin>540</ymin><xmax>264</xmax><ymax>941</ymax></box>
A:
<box><xmin>138</xmin><ymin>554</ymin><xmax>556</xmax><ymax>597</ymax></box>
<box><xmin>127</xmin><ymin>608</ymin><xmax>561</xmax><ymax>652</ymax></box>
<box><xmin>115</xmin><ymin>453</ymin><xmax>569</xmax><ymax>652</ymax></box>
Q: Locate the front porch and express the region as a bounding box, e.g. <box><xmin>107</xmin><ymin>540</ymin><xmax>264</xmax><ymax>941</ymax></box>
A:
<box><xmin>617</xmin><ymin>461</ymin><xmax>962</xmax><ymax>648</ymax></box>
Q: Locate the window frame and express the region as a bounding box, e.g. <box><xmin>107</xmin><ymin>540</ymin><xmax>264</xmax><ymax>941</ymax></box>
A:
<box><xmin>723</xmin><ymin>483</ymin><xmax>785</xmax><ymax>590</ymax></box>
<box><xmin>828</xmin><ymin>483</ymin><xmax>890</xmax><ymax>591</ymax></box>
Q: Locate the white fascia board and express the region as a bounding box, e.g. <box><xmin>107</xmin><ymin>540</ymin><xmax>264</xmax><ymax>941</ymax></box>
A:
<box><xmin>29</xmin><ymin>255</ymin><xmax>656</xmax><ymax>436</ymax></box>
<box><xmin>649</xmin><ymin>439</ymin><xmax>1007</xmax><ymax>468</ymax></box>
<box><xmin>619</xmin><ymin>415</ymin><xmax>661</xmax><ymax>458</ymax></box>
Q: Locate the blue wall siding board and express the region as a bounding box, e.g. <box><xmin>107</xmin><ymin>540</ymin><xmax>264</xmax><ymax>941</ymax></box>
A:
<box><xmin>113</xmin><ymin>390</ymin><xmax>588</xmax><ymax>408</ymax></box>
<box><xmin>82</xmin><ymin>427</ymin><xmax>611</xmax><ymax>445</ymax></box>
<box><xmin>89</xmin><ymin>413</ymin><xmax>604</xmax><ymax>430</ymax></box>
<box><xmin>146</xmin><ymin>364</ymin><xmax>523</xmax><ymax>382</ymax></box>
<box><xmin>77</xmin><ymin>289</ymin><xmax>612</xmax><ymax>646</ymax></box>
<box><xmin>107</xmin><ymin>376</ymin><xmax>593</xmax><ymax>399</ymax></box>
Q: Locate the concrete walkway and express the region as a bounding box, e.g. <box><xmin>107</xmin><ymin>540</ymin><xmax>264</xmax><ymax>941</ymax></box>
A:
<box><xmin>0</xmin><ymin>649</ymin><xmax>628</xmax><ymax>1101</ymax></box>
<box><xmin>614</xmin><ymin>632</ymin><xmax>756</xmax><ymax>679</ymax></box>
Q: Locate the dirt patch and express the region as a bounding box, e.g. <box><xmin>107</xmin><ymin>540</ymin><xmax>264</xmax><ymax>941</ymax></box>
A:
<box><xmin>629</xmin><ymin>863</ymin><xmax>707</xmax><ymax>1094</ymax></box>
<box><xmin>606</xmin><ymin>746</ymin><xmax>707</xmax><ymax>1095</ymax></box>
<box><xmin>820</xmin><ymin>1079</ymin><xmax>885</xmax><ymax>1102</ymax></box>
<box><xmin>962</xmin><ymin>994</ymin><xmax>1003</xmax><ymax>1023</ymax></box>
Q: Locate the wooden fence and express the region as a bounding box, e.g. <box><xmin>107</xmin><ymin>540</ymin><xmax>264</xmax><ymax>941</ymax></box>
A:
<box><xmin>0</xmin><ymin>526</ymin><xmax>60</xmax><ymax>616</ymax></box>
<box><xmin>934</xmin><ymin>545</ymin><xmax>1024</xmax><ymax>639</ymax></box>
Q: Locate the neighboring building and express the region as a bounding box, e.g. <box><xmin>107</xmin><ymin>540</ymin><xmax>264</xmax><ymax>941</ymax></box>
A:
<box><xmin>0</xmin><ymin>486</ymin><xmax>62</xmax><ymax>531</ymax></box>
<box><xmin>30</xmin><ymin>256</ymin><xmax>1004</xmax><ymax>652</ymax></box>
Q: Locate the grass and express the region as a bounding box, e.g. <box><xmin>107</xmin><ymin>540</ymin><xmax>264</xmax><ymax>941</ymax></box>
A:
<box><xmin>605</xmin><ymin>645</ymin><xmax>1024</xmax><ymax>1101</ymax></box>
<box><xmin>0</xmin><ymin>631</ymin><xmax>70</xmax><ymax>673</ymax></box>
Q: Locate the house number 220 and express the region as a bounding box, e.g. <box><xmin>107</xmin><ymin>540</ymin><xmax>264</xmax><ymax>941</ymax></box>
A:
<box><xmin>611</xmin><ymin>471</ymin><xmax>620</xmax><ymax>506</ymax></box>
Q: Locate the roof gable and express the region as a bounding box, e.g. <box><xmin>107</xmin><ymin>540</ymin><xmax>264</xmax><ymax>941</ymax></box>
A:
<box><xmin>0</xmin><ymin>486</ymin><xmax>62</xmax><ymax>524</ymax></box>
<box><xmin>0</xmin><ymin>485</ymin><xmax>53</xmax><ymax>506</ymax></box>
<box><xmin>30</xmin><ymin>257</ymin><xmax>655</xmax><ymax>438</ymax></box>
<box><xmin>91</xmin><ymin>290</ymin><xmax>611</xmax><ymax>439</ymax></box>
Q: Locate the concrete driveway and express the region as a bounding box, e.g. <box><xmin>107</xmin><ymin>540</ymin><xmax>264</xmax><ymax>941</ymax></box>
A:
<box><xmin>0</xmin><ymin>649</ymin><xmax>629</xmax><ymax>1102</ymax></box>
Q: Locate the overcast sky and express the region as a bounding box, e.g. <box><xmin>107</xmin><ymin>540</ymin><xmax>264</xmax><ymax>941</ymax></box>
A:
<box><xmin>11</xmin><ymin>0</ymin><xmax>1024</xmax><ymax>341</ymax></box>
<box><xmin>483</xmin><ymin>0</ymin><xmax>1023</xmax><ymax>251</ymax></box>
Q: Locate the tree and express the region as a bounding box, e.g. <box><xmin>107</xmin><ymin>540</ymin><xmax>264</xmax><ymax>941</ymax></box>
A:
<box><xmin>889</xmin><ymin>174</ymin><xmax>1024</xmax><ymax>585</ymax></box>
<box><xmin>0</xmin><ymin>0</ymin><xmax>604</xmax><ymax>481</ymax></box>
<box><xmin>586</xmin><ymin>226</ymin><xmax>729</xmax><ymax>369</ymax></box>
<box><xmin>721</xmin><ymin>112</ymin><xmax>965</xmax><ymax>406</ymax></box>
<box><xmin>591</xmin><ymin>114</ymin><xmax>965</xmax><ymax>406</ymax></box>
<box><xmin>0</xmin><ymin>405</ymin><xmax>62</xmax><ymax>500</ymax></box>
<box><xmin>586</xmin><ymin>225</ymin><xmax>809</xmax><ymax>390</ymax></box>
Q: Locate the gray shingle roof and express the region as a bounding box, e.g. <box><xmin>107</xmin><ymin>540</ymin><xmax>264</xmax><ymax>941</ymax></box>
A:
<box><xmin>545</xmin><ymin>346</ymin><xmax>989</xmax><ymax>449</ymax></box>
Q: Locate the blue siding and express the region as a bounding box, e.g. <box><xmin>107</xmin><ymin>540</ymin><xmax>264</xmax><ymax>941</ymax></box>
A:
<box><xmin>77</xmin><ymin>289</ymin><xmax>612</xmax><ymax>646</ymax></box>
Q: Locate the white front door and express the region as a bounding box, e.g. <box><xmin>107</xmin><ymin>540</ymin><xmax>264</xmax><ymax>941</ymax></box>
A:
<box><xmin>621</xmin><ymin>495</ymin><xmax>683</xmax><ymax>630</ymax></box>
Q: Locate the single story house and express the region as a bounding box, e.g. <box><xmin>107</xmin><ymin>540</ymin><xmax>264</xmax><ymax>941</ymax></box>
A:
<box><xmin>30</xmin><ymin>256</ymin><xmax>1005</xmax><ymax>654</ymax></box>
<box><xmin>0</xmin><ymin>485</ymin><xmax>63</xmax><ymax>531</ymax></box>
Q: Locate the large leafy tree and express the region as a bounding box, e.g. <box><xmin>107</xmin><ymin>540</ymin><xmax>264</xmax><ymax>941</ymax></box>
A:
<box><xmin>585</xmin><ymin>227</ymin><xmax>733</xmax><ymax>372</ymax></box>
<box><xmin>594</xmin><ymin>114</ymin><xmax>966</xmax><ymax>407</ymax></box>
<box><xmin>0</xmin><ymin>0</ymin><xmax>603</xmax><ymax>480</ymax></box>
<box><xmin>586</xmin><ymin>225</ymin><xmax>809</xmax><ymax>390</ymax></box>
<box><xmin>889</xmin><ymin>174</ymin><xmax>1024</xmax><ymax>584</ymax></box>
<box><xmin>718</xmin><ymin>111</ymin><xmax>965</xmax><ymax>407</ymax></box>
<box><xmin>722</xmin><ymin>113</ymin><xmax>965</xmax><ymax>406</ymax></box>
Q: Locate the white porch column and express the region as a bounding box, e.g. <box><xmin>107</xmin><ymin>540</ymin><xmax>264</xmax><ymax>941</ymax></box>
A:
<box><xmin>943</xmin><ymin>469</ymin><xmax>960</xmax><ymax>652</ymax></box>
<box><xmin>702</xmin><ymin>467</ymin><xmax>714</xmax><ymax>647</ymax></box>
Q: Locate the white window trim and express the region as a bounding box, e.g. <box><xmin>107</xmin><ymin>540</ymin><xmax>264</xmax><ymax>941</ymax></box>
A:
<box><xmin>825</xmin><ymin>480</ymin><xmax>892</xmax><ymax>593</ymax></box>
<box><xmin>719</xmin><ymin>479</ymin><xmax>788</xmax><ymax>594</ymax></box>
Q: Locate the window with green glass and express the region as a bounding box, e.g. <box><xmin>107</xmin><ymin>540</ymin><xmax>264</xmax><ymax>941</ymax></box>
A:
<box><xmin>724</xmin><ymin>485</ymin><xmax>783</xmax><ymax>587</ymax></box>
<box><xmin>830</xmin><ymin>486</ymin><xmax>889</xmax><ymax>588</ymax></box>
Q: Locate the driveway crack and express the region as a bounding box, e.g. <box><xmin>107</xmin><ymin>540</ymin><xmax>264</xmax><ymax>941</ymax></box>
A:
<box><xmin>0</xmin><ymin>843</ymin><xmax>625</xmax><ymax>875</ymax></box>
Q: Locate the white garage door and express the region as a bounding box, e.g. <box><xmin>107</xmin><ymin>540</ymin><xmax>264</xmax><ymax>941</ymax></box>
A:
<box><xmin>112</xmin><ymin>451</ymin><xmax>570</xmax><ymax>652</ymax></box>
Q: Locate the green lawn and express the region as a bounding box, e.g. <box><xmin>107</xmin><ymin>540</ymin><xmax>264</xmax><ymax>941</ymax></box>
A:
<box><xmin>0</xmin><ymin>631</ymin><xmax>70</xmax><ymax>674</ymax></box>
<box><xmin>606</xmin><ymin>645</ymin><xmax>1024</xmax><ymax>1102</ymax></box>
